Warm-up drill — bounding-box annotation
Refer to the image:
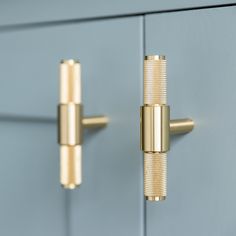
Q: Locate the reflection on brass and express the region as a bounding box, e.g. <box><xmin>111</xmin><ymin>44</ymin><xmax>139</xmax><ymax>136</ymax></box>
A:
<box><xmin>141</xmin><ymin>105</ymin><xmax>170</xmax><ymax>152</ymax></box>
<box><xmin>170</xmin><ymin>119</ymin><xmax>194</xmax><ymax>135</ymax></box>
<box><xmin>82</xmin><ymin>116</ymin><xmax>109</xmax><ymax>128</ymax></box>
<box><xmin>58</xmin><ymin>104</ymin><xmax>82</xmax><ymax>145</ymax></box>
<box><xmin>60</xmin><ymin>145</ymin><xmax>82</xmax><ymax>189</ymax></box>
<box><xmin>58</xmin><ymin>60</ymin><xmax>109</xmax><ymax>189</ymax></box>
<box><xmin>141</xmin><ymin>55</ymin><xmax>194</xmax><ymax>201</ymax></box>
<box><xmin>60</xmin><ymin>59</ymin><xmax>81</xmax><ymax>104</ymax></box>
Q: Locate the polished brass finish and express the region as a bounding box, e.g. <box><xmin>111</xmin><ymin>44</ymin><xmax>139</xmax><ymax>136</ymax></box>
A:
<box><xmin>141</xmin><ymin>105</ymin><xmax>170</xmax><ymax>152</ymax></box>
<box><xmin>58</xmin><ymin>59</ymin><xmax>109</xmax><ymax>189</ymax></box>
<box><xmin>146</xmin><ymin>196</ymin><xmax>166</xmax><ymax>201</ymax></box>
<box><xmin>141</xmin><ymin>55</ymin><xmax>194</xmax><ymax>201</ymax></box>
<box><xmin>60</xmin><ymin>59</ymin><xmax>81</xmax><ymax>104</ymax></box>
<box><xmin>170</xmin><ymin>118</ymin><xmax>194</xmax><ymax>135</ymax></box>
<box><xmin>82</xmin><ymin>116</ymin><xmax>109</xmax><ymax>128</ymax></box>
<box><xmin>58</xmin><ymin>104</ymin><xmax>83</xmax><ymax>145</ymax></box>
<box><xmin>60</xmin><ymin>145</ymin><xmax>82</xmax><ymax>189</ymax></box>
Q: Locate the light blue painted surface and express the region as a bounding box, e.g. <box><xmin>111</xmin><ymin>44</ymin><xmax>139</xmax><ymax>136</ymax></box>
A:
<box><xmin>145</xmin><ymin>7</ymin><xmax>236</xmax><ymax>236</ymax></box>
<box><xmin>0</xmin><ymin>121</ymin><xmax>67</xmax><ymax>235</ymax></box>
<box><xmin>0</xmin><ymin>17</ymin><xmax>144</xmax><ymax>236</ymax></box>
<box><xmin>0</xmin><ymin>0</ymin><xmax>235</xmax><ymax>26</ymax></box>
<box><xmin>67</xmin><ymin>17</ymin><xmax>144</xmax><ymax>236</ymax></box>
<box><xmin>0</xmin><ymin>17</ymin><xmax>143</xmax><ymax>120</ymax></box>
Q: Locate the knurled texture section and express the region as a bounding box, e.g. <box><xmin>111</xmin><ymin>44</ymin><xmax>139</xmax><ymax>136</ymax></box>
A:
<box><xmin>144</xmin><ymin>152</ymin><xmax>167</xmax><ymax>197</ymax></box>
<box><xmin>144</xmin><ymin>58</ymin><xmax>167</xmax><ymax>105</ymax></box>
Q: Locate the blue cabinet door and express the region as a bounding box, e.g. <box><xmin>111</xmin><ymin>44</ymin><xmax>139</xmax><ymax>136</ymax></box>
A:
<box><xmin>0</xmin><ymin>121</ymin><xmax>66</xmax><ymax>236</ymax></box>
<box><xmin>145</xmin><ymin>6</ymin><xmax>236</xmax><ymax>236</ymax></box>
<box><xmin>0</xmin><ymin>17</ymin><xmax>144</xmax><ymax>236</ymax></box>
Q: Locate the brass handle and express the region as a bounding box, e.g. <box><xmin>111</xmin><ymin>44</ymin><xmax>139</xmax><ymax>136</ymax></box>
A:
<box><xmin>58</xmin><ymin>60</ymin><xmax>109</xmax><ymax>189</ymax></box>
<box><xmin>141</xmin><ymin>55</ymin><xmax>194</xmax><ymax>201</ymax></box>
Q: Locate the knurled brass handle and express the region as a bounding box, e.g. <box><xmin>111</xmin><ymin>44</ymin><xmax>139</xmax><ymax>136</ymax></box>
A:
<box><xmin>144</xmin><ymin>55</ymin><xmax>167</xmax><ymax>105</ymax></box>
<box><xmin>58</xmin><ymin>60</ymin><xmax>109</xmax><ymax>189</ymax></box>
<box><xmin>141</xmin><ymin>55</ymin><xmax>194</xmax><ymax>201</ymax></box>
<box><xmin>144</xmin><ymin>152</ymin><xmax>167</xmax><ymax>201</ymax></box>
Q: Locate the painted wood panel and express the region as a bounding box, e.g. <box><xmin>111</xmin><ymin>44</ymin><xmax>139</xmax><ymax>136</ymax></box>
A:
<box><xmin>0</xmin><ymin>17</ymin><xmax>144</xmax><ymax>236</ymax></box>
<box><xmin>66</xmin><ymin>17</ymin><xmax>144</xmax><ymax>236</ymax></box>
<box><xmin>145</xmin><ymin>6</ymin><xmax>236</xmax><ymax>236</ymax></box>
<box><xmin>0</xmin><ymin>121</ymin><xmax>67</xmax><ymax>236</ymax></box>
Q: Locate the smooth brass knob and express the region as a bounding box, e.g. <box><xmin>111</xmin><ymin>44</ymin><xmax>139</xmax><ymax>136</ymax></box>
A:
<box><xmin>58</xmin><ymin>60</ymin><xmax>109</xmax><ymax>189</ymax></box>
<box><xmin>141</xmin><ymin>55</ymin><xmax>194</xmax><ymax>201</ymax></box>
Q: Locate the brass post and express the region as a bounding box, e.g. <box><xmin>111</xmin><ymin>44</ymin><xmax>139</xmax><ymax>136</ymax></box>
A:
<box><xmin>82</xmin><ymin>116</ymin><xmax>109</xmax><ymax>129</ymax></box>
<box><xmin>170</xmin><ymin>119</ymin><xmax>194</xmax><ymax>135</ymax></box>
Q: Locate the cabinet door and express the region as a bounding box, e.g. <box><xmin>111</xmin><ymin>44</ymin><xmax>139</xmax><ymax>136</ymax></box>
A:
<box><xmin>0</xmin><ymin>121</ymin><xmax>66</xmax><ymax>236</ymax></box>
<box><xmin>145</xmin><ymin>7</ymin><xmax>236</xmax><ymax>236</ymax></box>
<box><xmin>0</xmin><ymin>0</ymin><xmax>233</xmax><ymax>26</ymax></box>
<box><xmin>0</xmin><ymin>17</ymin><xmax>144</xmax><ymax>235</ymax></box>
